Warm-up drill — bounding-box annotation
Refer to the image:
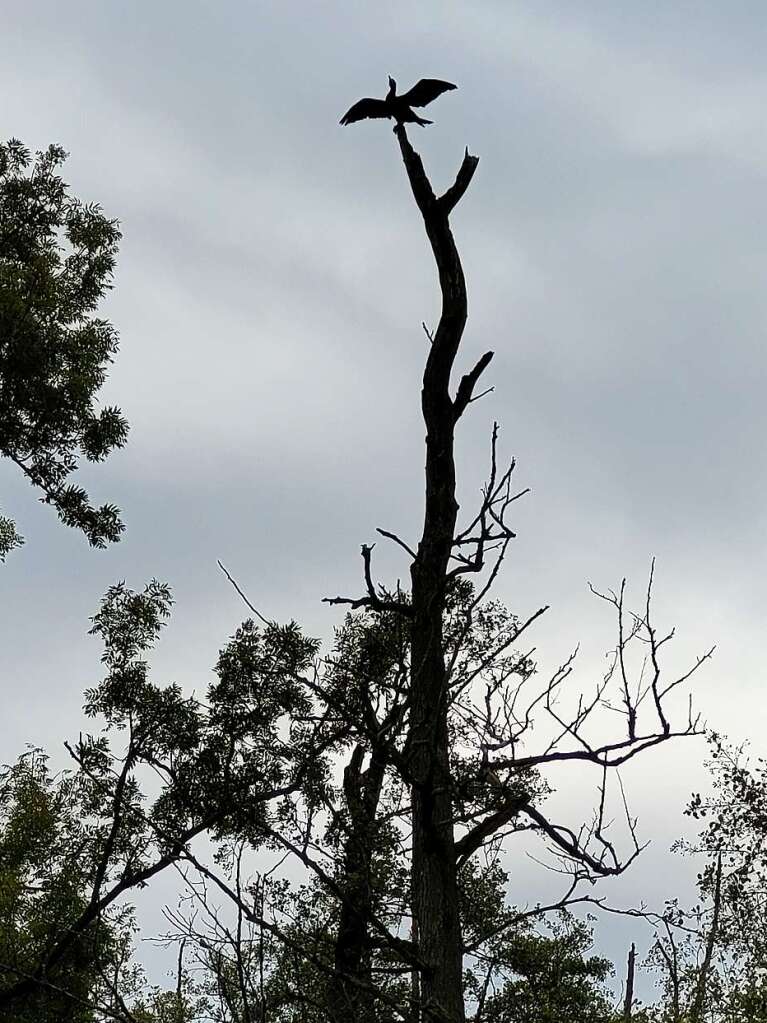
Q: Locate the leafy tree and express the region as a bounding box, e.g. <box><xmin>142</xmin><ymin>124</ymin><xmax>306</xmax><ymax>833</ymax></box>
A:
<box><xmin>0</xmin><ymin>138</ymin><xmax>128</xmax><ymax>557</ymax></box>
<box><xmin>133</xmin><ymin>576</ymin><xmax>701</xmax><ymax>1023</ymax></box>
<box><xmin>471</xmin><ymin>913</ymin><xmax>614</xmax><ymax>1022</ymax></box>
<box><xmin>618</xmin><ymin>737</ymin><xmax>767</xmax><ymax>1023</ymax></box>
<box><xmin>647</xmin><ymin>736</ymin><xmax>767</xmax><ymax>1022</ymax></box>
<box><xmin>0</xmin><ymin>580</ymin><xmax>334</xmax><ymax>1017</ymax></box>
<box><xmin>0</xmin><ymin>749</ymin><xmax>133</xmax><ymax>1020</ymax></box>
<box><xmin>0</xmin><ymin>578</ymin><xmax>624</xmax><ymax>1022</ymax></box>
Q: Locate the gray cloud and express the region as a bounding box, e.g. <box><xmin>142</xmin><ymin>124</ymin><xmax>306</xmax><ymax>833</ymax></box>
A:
<box><xmin>3</xmin><ymin>0</ymin><xmax>766</xmax><ymax>995</ymax></box>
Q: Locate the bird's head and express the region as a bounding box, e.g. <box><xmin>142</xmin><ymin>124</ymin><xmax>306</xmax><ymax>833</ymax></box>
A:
<box><xmin>387</xmin><ymin>76</ymin><xmax>397</xmax><ymax>98</ymax></box>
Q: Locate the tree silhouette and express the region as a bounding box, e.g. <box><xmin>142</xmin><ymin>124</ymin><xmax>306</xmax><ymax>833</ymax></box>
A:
<box><xmin>0</xmin><ymin>138</ymin><xmax>128</xmax><ymax>556</ymax></box>
<box><xmin>0</xmin><ymin>122</ymin><xmax>713</xmax><ymax>1023</ymax></box>
<box><xmin>323</xmin><ymin>122</ymin><xmax>710</xmax><ymax>1021</ymax></box>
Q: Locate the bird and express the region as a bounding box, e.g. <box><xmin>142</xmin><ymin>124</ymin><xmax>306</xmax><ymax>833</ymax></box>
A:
<box><xmin>339</xmin><ymin>77</ymin><xmax>457</xmax><ymax>128</ymax></box>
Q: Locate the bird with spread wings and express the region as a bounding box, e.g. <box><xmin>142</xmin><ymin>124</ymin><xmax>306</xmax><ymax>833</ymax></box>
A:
<box><xmin>340</xmin><ymin>76</ymin><xmax>457</xmax><ymax>127</ymax></box>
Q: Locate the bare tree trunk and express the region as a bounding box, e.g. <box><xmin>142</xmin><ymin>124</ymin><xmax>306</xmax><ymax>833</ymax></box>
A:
<box><xmin>394</xmin><ymin>124</ymin><xmax>482</xmax><ymax>1023</ymax></box>
<box><xmin>690</xmin><ymin>852</ymin><xmax>723</xmax><ymax>1023</ymax></box>
<box><xmin>655</xmin><ymin>924</ymin><xmax>681</xmax><ymax>1023</ymax></box>
<box><xmin>328</xmin><ymin>744</ymin><xmax>386</xmax><ymax>1023</ymax></box>
<box><xmin>623</xmin><ymin>942</ymin><xmax>636</xmax><ymax>1021</ymax></box>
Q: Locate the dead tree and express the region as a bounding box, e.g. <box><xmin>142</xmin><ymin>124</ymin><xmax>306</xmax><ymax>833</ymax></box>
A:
<box><xmin>623</xmin><ymin>942</ymin><xmax>636</xmax><ymax>1021</ymax></box>
<box><xmin>327</xmin><ymin>124</ymin><xmax>487</xmax><ymax>1021</ymax></box>
<box><xmin>395</xmin><ymin>126</ymin><xmax>482</xmax><ymax>1023</ymax></box>
<box><xmin>327</xmin><ymin>126</ymin><xmax>711</xmax><ymax>1022</ymax></box>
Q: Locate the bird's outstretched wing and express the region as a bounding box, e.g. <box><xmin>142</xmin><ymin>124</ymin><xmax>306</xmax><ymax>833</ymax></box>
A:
<box><xmin>339</xmin><ymin>97</ymin><xmax>390</xmax><ymax>125</ymax></box>
<box><xmin>398</xmin><ymin>79</ymin><xmax>457</xmax><ymax>108</ymax></box>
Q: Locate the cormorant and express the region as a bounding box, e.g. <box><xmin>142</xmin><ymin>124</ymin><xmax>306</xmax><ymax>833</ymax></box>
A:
<box><xmin>339</xmin><ymin>77</ymin><xmax>457</xmax><ymax>128</ymax></box>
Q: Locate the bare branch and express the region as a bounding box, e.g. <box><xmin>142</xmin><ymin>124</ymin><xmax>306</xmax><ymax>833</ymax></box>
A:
<box><xmin>453</xmin><ymin>350</ymin><xmax>495</xmax><ymax>420</ymax></box>
<box><xmin>217</xmin><ymin>559</ymin><xmax>272</xmax><ymax>626</ymax></box>
<box><xmin>454</xmin><ymin>792</ymin><xmax>529</xmax><ymax>867</ymax></box>
<box><xmin>377</xmin><ymin>527</ymin><xmax>418</xmax><ymax>560</ymax></box>
<box><xmin>520</xmin><ymin>803</ymin><xmax>642</xmax><ymax>878</ymax></box>
<box><xmin>323</xmin><ymin>544</ymin><xmax>413</xmax><ymax>616</ymax></box>
<box><xmin>438</xmin><ymin>146</ymin><xmax>481</xmax><ymax>215</ymax></box>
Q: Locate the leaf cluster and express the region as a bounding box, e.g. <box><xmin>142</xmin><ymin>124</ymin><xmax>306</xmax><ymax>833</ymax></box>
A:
<box><xmin>0</xmin><ymin>138</ymin><xmax>128</xmax><ymax>553</ymax></box>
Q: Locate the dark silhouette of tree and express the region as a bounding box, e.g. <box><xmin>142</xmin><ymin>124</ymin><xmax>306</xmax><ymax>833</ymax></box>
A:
<box><xmin>0</xmin><ymin>138</ymin><xmax>128</xmax><ymax>557</ymax></box>
<box><xmin>323</xmin><ymin>121</ymin><xmax>710</xmax><ymax>1021</ymax></box>
<box><xmin>0</xmin><ymin>750</ymin><xmax>121</xmax><ymax>1021</ymax></box>
<box><xmin>0</xmin><ymin>118</ymin><xmax>713</xmax><ymax>1023</ymax></box>
<box><xmin>0</xmin><ymin>580</ymin><xmax>337</xmax><ymax>1016</ymax></box>
<box><xmin>160</xmin><ymin>853</ymin><xmax>617</xmax><ymax>1022</ymax></box>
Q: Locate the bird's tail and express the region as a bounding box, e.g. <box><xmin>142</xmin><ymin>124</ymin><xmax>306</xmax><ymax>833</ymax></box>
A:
<box><xmin>413</xmin><ymin>115</ymin><xmax>432</xmax><ymax>126</ymax></box>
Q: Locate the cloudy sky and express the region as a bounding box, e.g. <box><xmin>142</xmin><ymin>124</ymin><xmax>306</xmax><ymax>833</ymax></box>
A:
<box><xmin>3</xmin><ymin>0</ymin><xmax>767</xmax><ymax>996</ymax></box>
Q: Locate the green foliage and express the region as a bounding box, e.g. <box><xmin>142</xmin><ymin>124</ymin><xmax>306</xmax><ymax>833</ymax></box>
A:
<box><xmin>145</xmin><ymin>600</ymin><xmax>608</xmax><ymax>1023</ymax></box>
<box><xmin>636</xmin><ymin>735</ymin><xmax>767</xmax><ymax>1023</ymax></box>
<box><xmin>128</xmin><ymin>973</ymin><xmax>210</xmax><ymax>1023</ymax></box>
<box><xmin>461</xmin><ymin>860</ymin><xmax>614</xmax><ymax>1023</ymax></box>
<box><xmin>0</xmin><ymin>750</ymin><xmax>123</xmax><ymax>1021</ymax></box>
<box><xmin>724</xmin><ymin>976</ymin><xmax>767</xmax><ymax>1021</ymax></box>
<box><xmin>0</xmin><ymin>578</ymin><xmax>337</xmax><ymax>1017</ymax></box>
<box><xmin>0</xmin><ymin>746</ymin><xmax>228</xmax><ymax>1022</ymax></box>
<box><xmin>0</xmin><ymin>138</ymin><xmax>128</xmax><ymax>554</ymax></box>
<box><xmin>0</xmin><ymin>573</ymin><xmax>623</xmax><ymax>1020</ymax></box>
<box><xmin>476</xmin><ymin>916</ymin><xmax>615</xmax><ymax>1023</ymax></box>
<box><xmin>84</xmin><ymin>581</ymin><xmax>324</xmax><ymax>848</ymax></box>
<box><xmin>0</xmin><ymin>511</ymin><xmax>22</xmax><ymax>560</ymax></box>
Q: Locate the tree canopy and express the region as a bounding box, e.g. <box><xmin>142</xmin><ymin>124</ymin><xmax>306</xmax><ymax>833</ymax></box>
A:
<box><xmin>0</xmin><ymin>138</ymin><xmax>128</xmax><ymax>557</ymax></box>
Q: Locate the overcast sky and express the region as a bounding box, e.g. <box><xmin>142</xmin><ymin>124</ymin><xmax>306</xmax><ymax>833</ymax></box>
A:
<box><xmin>3</xmin><ymin>0</ymin><xmax>767</xmax><ymax>999</ymax></box>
